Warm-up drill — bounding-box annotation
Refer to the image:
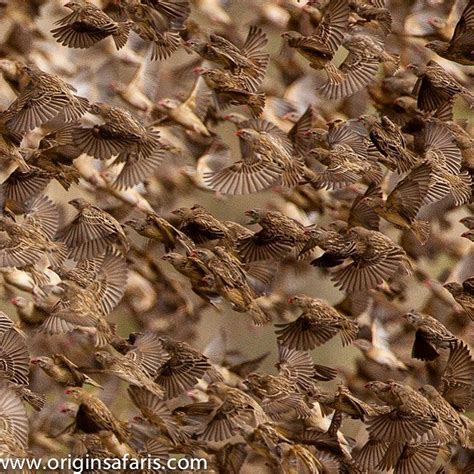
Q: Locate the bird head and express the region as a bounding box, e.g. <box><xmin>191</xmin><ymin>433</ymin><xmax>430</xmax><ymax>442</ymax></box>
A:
<box><xmin>427</xmin><ymin>17</ymin><xmax>446</xmax><ymax>29</ymax></box>
<box><xmin>161</xmin><ymin>253</ymin><xmax>181</xmax><ymax>263</ymax></box>
<box><xmin>170</xmin><ymin>207</ymin><xmax>187</xmax><ymax>217</ymax></box>
<box><xmin>363</xmin><ymin>196</ymin><xmax>385</xmax><ymax>211</ymax></box>
<box><xmin>88</xmin><ymin>102</ymin><xmax>106</xmax><ymax>115</ymax></box>
<box><xmin>31</xmin><ymin>357</ymin><xmax>51</xmax><ymax>369</ymax></box>
<box><xmin>109</xmin><ymin>80</ymin><xmax>125</xmax><ymax>93</ymax></box>
<box><xmin>419</xmin><ymin>384</ymin><xmax>437</xmax><ymax>397</ymax></box>
<box><xmin>304</xmin><ymin>128</ymin><xmax>326</xmax><ymax>140</ymax></box>
<box><xmin>357</xmin><ymin>114</ymin><xmax>377</xmax><ymax>127</ymax></box>
<box><xmin>158</xmin><ymin>98</ymin><xmax>180</xmax><ymax>110</ymax></box>
<box><xmin>64</xmin><ymin>387</ymin><xmax>81</xmax><ymax>398</ymax></box>
<box><xmin>364</xmin><ymin>381</ymin><xmax>389</xmax><ymax>393</ymax></box>
<box><xmin>287</xmin><ymin>295</ymin><xmax>305</xmax><ymax>306</ymax></box>
<box><xmin>10</xmin><ymin>296</ymin><xmax>27</xmax><ymax>308</ymax></box>
<box><xmin>192</xmin><ymin>66</ymin><xmax>209</xmax><ymax>76</ymax></box>
<box><xmin>303</xmin><ymin>225</ymin><xmax>323</xmax><ymax>238</ymax></box>
<box><xmin>244</xmin><ymin>208</ymin><xmax>262</xmax><ymax>224</ymax></box>
<box><xmin>68</xmin><ymin>198</ymin><xmax>89</xmax><ymax>210</ymax></box>
<box><xmin>403</xmin><ymin>311</ymin><xmax>422</xmax><ymax>326</ymax></box>
<box><xmin>442</xmin><ymin>282</ymin><xmax>461</xmax><ymax>294</ymax></box>
<box><xmin>185</xmin><ymin>39</ymin><xmax>203</xmax><ymax>51</ymax></box>
<box><xmin>189</xmin><ymin>247</ymin><xmax>212</xmax><ymax>261</ymax></box>
<box><xmin>281</xmin><ymin>31</ymin><xmax>300</xmax><ymax>41</ymax></box>
<box><xmin>223</xmin><ymin>112</ymin><xmax>248</xmax><ymax>125</ymax></box>
<box><xmin>281</xmin><ymin>111</ymin><xmax>300</xmax><ymax>123</ymax></box>
<box><xmin>94</xmin><ymin>351</ymin><xmax>114</xmax><ymax>366</ymax></box>
<box><xmin>64</xmin><ymin>1</ymin><xmax>81</xmax><ymax>10</ymax></box>
<box><xmin>406</xmin><ymin>64</ymin><xmax>422</xmax><ymax>76</ymax></box>
<box><xmin>124</xmin><ymin>219</ymin><xmax>144</xmax><ymax>231</ymax></box>
<box><xmin>200</xmin><ymin>274</ymin><xmax>216</xmax><ymax>288</ymax></box>
<box><xmin>424</xmin><ymin>41</ymin><xmax>446</xmax><ymax>54</ymax></box>
<box><xmin>235</xmin><ymin>128</ymin><xmax>255</xmax><ymax>141</ymax></box>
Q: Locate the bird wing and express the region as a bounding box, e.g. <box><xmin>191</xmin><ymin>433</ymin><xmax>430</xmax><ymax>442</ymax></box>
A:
<box><xmin>315</xmin><ymin>0</ymin><xmax>350</xmax><ymax>55</ymax></box>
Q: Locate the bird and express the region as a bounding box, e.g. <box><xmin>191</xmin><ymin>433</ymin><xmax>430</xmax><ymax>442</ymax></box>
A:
<box><xmin>419</xmin><ymin>384</ymin><xmax>470</xmax><ymax>447</ymax></box>
<box><xmin>443</xmin><ymin>277</ymin><xmax>474</xmax><ymax>320</ymax></box>
<box><xmin>51</xmin><ymin>1</ymin><xmax>133</xmax><ymax>50</ymax></box>
<box><xmin>155</xmin><ymin>77</ymin><xmax>212</xmax><ymax>136</ymax></box>
<box><xmin>126</xmin><ymin>213</ymin><xmax>193</xmax><ymax>252</ymax></box>
<box><xmin>403</xmin><ymin>311</ymin><xmax>460</xmax><ymax>361</ymax></box>
<box><xmin>153</xmin><ymin>336</ymin><xmax>219</xmax><ymax>399</ymax></box>
<box><xmin>281</xmin><ymin>0</ymin><xmax>349</xmax><ymax>71</ymax></box>
<box><xmin>275</xmin><ymin>295</ymin><xmax>359</xmax><ymax>350</ymax></box>
<box><xmin>0</xmin><ymin>382</ymin><xmax>29</xmax><ymax>459</ymax></box>
<box><xmin>127</xmin><ymin>385</ymin><xmax>189</xmax><ymax>444</ymax></box>
<box><xmin>65</xmin><ymin>387</ymin><xmax>130</xmax><ymax>443</ymax></box>
<box><xmin>364</xmin><ymin>380</ymin><xmax>441</xmax><ymax>442</ymax></box>
<box><xmin>73</xmin><ymin>102</ymin><xmax>165</xmax><ymax>189</ymax></box>
<box><xmin>186</xmin><ymin>26</ymin><xmax>269</xmax><ymax>91</ymax></box>
<box><xmin>359</xmin><ymin>115</ymin><xmax>419</xmax><ymax>173</ymax></box>
<box><xmin>318</xmin><ymin>36</ymin><xmax>383</xmax><ymax>100</ymax></box>
<box><xmin>425</xmin><ymin>0</ymin><xmax>474</xmax><ymax>65</ymax></box>
<box><xmin>94</xmin><ymin>350</ymin><xmax>165</xmax><ymax>399</ymax></box>
<box><xmin>362</xmin><ymin>163</ymin><xmax>432</xmax><ymax>244</ymax></box>
<box><xmin>330</xmin><ymin>226</ymin><xmax>412</xmax><ymax>293</ymax></box>
<box><xmin>408</xmin><ymin>60</ymin><xmax>474</xmax><ymax>113</ymax></box>
<box><xmin>236</xmin><ymin>208</ymin><xmax>308</xmax><ymax>262</ymax></box>
<box><xmin>439</xmin><ymin>340</ymin><xmax>474</xmax><ymax>412</ymax></box>
<box><xmin>197</xmin><ymin>67</ymin><xmax>266</xmax><ymax>118</ymax></box>
<box><xmin>0</xmin><ymin>194</ymin><xmax>67</xmax><ymax>270</ymax></box>
<box><xmin>0</xmin><ymin>315</ymin><xmax>30</xmax><ymax>387</ymax></box>
<box><xmin>59</xmin><ymin>198</ymin><xmax>130</xmax><ymax>261</ymax></box>
<box><xmin>2</xmin><ymin>63</ymin><xmax>89</xmax><ymax>133</ymax></box>
<box><xmin>31</xmin><ymin>354</ymin><xmax>102</xmax><ymax>388</ymax></box>
<box><xmin>171</xmin><ymin>204</ymin><xmax>229</xmax><ymax>244</ymax></box>
<box><xmin>203</xmin><ymin>118</ymin><xmax>302</xmax><ymax>194</ymax></box>
<box><xmin>189</xmin><ymin>247</ymin><xmax>271</xmax><ymax>325</ymax></box>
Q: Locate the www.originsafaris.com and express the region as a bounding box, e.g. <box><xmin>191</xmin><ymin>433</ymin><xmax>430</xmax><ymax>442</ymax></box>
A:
<box><xmin>0</xmin><ymin>454</ymin><xmax>209</xmax><ymax>472</ymax></box>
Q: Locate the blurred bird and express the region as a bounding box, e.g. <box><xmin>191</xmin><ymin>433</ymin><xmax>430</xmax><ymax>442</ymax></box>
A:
<box><xmin>0</xmin><ymin>194</ymin><xmax>67</xmax><ymax>270</ymax></box>
<box><xmin>95</xmin><ymin>350</ymin><xmax>165</xmax><ymax>398</ymax></box>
